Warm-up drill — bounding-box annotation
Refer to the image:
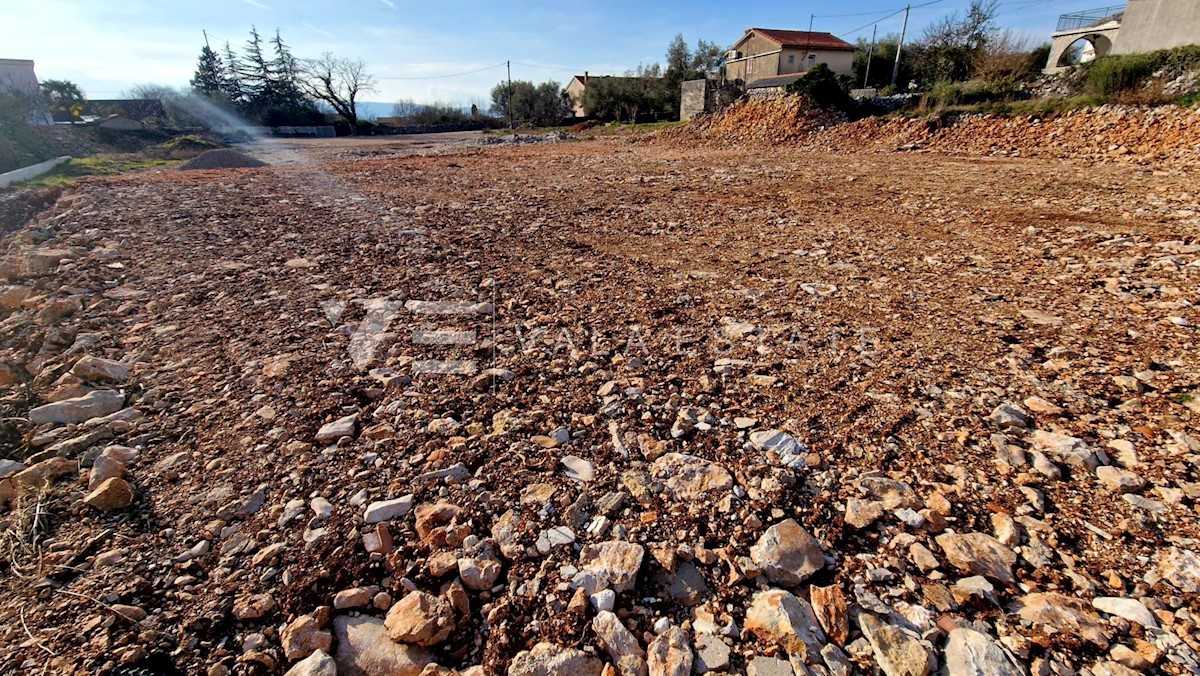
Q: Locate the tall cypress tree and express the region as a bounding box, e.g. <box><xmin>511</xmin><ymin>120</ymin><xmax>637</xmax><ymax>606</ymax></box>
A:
<box><xmin>220</xmin><ymin>41</ymin><xmax>247</xmax><ymax>104</ymax></box>
<box><xmin>190</xmin><ymin>45</ymin><xmax>224</xmax><ymax>98</ymax></box>
<box><xmin>268</xmin><ymin>29</ymin><xmax>304</xmax><ymax>108</ymax></box>
<box><xmin>241</xmin><ymin>26</ymin><xmax>271</xmax><ymax>105</ymax></box>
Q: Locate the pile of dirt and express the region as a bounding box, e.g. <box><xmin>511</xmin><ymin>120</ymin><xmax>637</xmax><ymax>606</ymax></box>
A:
<box><xmin>654</xmin><ymin>95</ymin><xmax>846</xmax><ymax>147</ymax></box>
<box><xmin>569</xmin><ymin>119</ymin><xmax>601</xmax><ymax>133</ymax></box>
<box><xmin>810</xmin><ymin>104</ymin><xmax>1200</xmax><ymax>165</ymax></box>
<box><xmin>177</xmin><ymin>148</ymin><xmax>267</xmax><ymax>171</ymax></box>
<box><xmin>659</xmin><ymin>95</ymin><xmax>1200</xmax><ymax>166</ymax></box>
<box><xmin>151</xmin><ymin>134</ymin><xmax>224</xmax><ymax>159</ymax></box>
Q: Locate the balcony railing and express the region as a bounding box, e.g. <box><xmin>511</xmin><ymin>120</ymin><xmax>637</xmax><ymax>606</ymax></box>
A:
<box><xmin>1056</xmin><ymin>4</ymin><xmax>1125</xmax><ymax>32</ymax></box>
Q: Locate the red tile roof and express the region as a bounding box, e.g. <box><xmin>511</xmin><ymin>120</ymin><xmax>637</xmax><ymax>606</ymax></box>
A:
<box><xmin>747</xmin><ymin>28</ymin><xmax>855</xmax><ymax>51</ymax></box>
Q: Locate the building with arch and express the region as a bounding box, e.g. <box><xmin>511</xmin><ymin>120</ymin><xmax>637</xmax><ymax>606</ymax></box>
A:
<box><xmin>1045</xmin><ymin>0</ymin><xmax>1200</xmax><ymax>73</ymax></box>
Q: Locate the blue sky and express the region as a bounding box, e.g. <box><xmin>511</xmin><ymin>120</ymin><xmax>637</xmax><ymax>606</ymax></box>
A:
<box><xmin>6</xmin><ymin>0</ymin><xmax>1119</xmax><ymax>107</ymax></box>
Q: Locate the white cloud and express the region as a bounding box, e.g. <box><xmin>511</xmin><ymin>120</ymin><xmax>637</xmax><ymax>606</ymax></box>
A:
<box><xmin>300</xmin><ymin>23</ymin><xmax>339</xmax><ymax>40</ymax></box>
<box><xmin>380</xmin><ymin>0</ymin><xmax>395</xmax><ymax>8</ymax></box>
<box><xmin>242</xmin><ymin>0</ymin><xmax>269</xmax><ymax>9</ymax></box>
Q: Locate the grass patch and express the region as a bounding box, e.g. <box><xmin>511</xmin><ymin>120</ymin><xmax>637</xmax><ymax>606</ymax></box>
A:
<box><xmin>13</xmin><ymin>154</ymin><xmax>178</xmax><ymax>189</ymax></box>
<box><xmin>151</xmin><ymin>134</ymin><xmax>223</xmax><ymax>157</ymax></box>
<box><xmin>1082</xmin><ymin>44</ymin><xmax>1200</xmax><ymax>97</ymax></box>
<box><xmin>894</xmin><ymin>95</ymin><xmax>1105</xmax><ymax>118</ymax></box>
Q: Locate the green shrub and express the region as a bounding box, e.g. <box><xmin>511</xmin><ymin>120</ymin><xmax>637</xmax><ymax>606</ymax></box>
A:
<box><xmin>1085</xmin><ymin>53</ymin><xmax>1157</xmax><ymax>95</ymax></box>
<box><xmin>786</xmin><ymin>63</ymin><xmax>852</xmax><ymax>111</ymax></box>
<box><xmin>1084</xmin><ymin>44</ymin><xmax>1200</xmax><ymax>96</ymax></box>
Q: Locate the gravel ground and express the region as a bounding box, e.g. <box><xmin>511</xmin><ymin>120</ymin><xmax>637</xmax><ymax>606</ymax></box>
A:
<box><xmin>1</xmin><ymin>138</ymin><xmax>1200</xmax><ymax>675</ymax></box>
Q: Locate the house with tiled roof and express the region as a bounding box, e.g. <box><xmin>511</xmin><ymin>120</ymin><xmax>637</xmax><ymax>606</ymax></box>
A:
<box><xmin>724</xmin><ymin>28</ymin><xmax>855</xmax><ymax>85</ymax></box>
<box><xmin>565</xmin><ymin>73</ymin><xmax>645</xmax><ymax>118</ymax></box>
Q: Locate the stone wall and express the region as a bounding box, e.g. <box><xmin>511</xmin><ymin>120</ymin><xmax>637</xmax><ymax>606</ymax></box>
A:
<box><xmin>1114</xmin><ymin>0</ymin><xmax>1200</xmax><ymax>55</ymax></box>
<box><xmin>681</xmin><ymin>80</ymin><xmax>708</xmax><ymax>121</ymax></box>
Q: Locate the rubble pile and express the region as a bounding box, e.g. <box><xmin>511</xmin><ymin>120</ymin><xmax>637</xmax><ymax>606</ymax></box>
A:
<box><xmin>813</xmin><ymin>105</ymin><xmax>1200</xmax><ymax>165</ymax></box>
<box><xmin>665</xmin><ymin>95</ymin><xmax>1200</xmax><ymax>166</ymax></box>
<box><xmin>1</xmin><ymin>137</ymin><xmax>1200</xmax><ymax>675</ymax></box>
<box><xmin>178</xmin><ymin>149</ymin><xmax>269</xmax><ymax>171</ymax></box>
<box><xmin>657</xmin><ymin>96</ymin><xmax>846</xmax><ymax>147</ymax></box>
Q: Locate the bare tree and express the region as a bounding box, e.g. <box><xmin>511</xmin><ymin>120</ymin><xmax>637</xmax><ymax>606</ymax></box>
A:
<box><xmin>973</xmin><ymin>29</ymin><xmax>1040</xmax><ymax>82</ymax></box>
<box><xmin>298</xmin><ymin>53</ymin><xmax>376</xmax><ymax>133</ymax></box>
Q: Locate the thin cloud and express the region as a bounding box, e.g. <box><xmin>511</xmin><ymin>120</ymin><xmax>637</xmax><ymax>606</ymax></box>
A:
<box><xmin>302</xmin><ymin>22</ymin><xmax>339</xmax><ymax>40</ymax></box>
<box><xmin>380</xmin><ymin>0</ymin><xmax>395</xmax><ymax>7</ymax></box>
<box><xmin>242</xmin><ymin>0</ymin><xmax>270</xmax><ymax>9</ymax></box>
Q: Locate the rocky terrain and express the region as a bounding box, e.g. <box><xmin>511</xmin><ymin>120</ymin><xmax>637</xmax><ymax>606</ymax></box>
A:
<box><xmin>1</xmin><ymin>131</ymin><xmax>1200</xmax><ymax>675</ymax></box>
<box><xmin>662</xmin><ymin>97</ymin><xmax>1200</xmax><ymax>168</ymax></box>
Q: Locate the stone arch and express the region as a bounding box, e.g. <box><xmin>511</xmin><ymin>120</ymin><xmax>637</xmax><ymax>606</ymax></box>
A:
<box><xmin>1045</xmin><ymin>27</ymin><xmax>1120</xmax><ymax>73</ymax></box>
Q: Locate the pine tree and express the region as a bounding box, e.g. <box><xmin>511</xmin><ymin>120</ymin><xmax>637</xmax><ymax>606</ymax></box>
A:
<box><xmin>241</xmin><ymin>26</ymin><xmax>271</xmax><ymax>105</ymax></box>
<box><xmin>268</xmin><ymin>29</ymin><xmax>304</xmax><ymax>108</ymax></box>
<box><xmin>190</xmin><ymin>45</ymin><xmax>225</xmax><ymax>98</ymax></box>
<box><xmin>220</xmin><ymin>41</ymin><xmax>246</xmax><ymax>104</ymax></box>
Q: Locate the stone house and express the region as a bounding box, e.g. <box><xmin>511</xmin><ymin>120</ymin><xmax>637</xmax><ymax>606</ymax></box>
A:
<box><xmin>723</xmin><ymin>28</ymin><xmax>855</xmax><ymax>85</ymax></box>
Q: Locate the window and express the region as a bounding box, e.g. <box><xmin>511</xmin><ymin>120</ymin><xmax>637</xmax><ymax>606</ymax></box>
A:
<box><xmin>788</xmin><ymin>55</ymin><xmax>795</xmax><ymax>64</ymax></box>
<box><xmin>808</xmin><ymin>54</ymin><xmax>816</xmax><ymax>61</ymax></box>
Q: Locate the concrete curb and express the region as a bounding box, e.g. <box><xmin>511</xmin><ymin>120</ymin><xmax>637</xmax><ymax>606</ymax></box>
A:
<box><xmin>0</xmin><ymin>156</ymin><xmax>72</xmax><ymax>188</ymax></box>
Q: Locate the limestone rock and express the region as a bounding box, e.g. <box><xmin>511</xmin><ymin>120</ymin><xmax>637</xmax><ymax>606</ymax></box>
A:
<box><xmin>333</xmin><ymin>615</ymin><xmax>433</xmax><ymax>676</ymax></box>
<box><xmin>1157</xmin><ymin>547</ymin><xmax>1200</xmax><ymax>592</ymax></box>
<box><xmin>284</xmin><ymin>649</ymin><xmax>337</xmax><ymax>676</ymax></box>
<box><xmin>315</xmin><ymin>414</ymin><xmax>356</xmax><ymax>443</ymax></box>
<box><xmin>233</xmin><ymin>593</ymin><xmax>276</xmax><ymax>621</ymax></box>
<box><xmin>810</xmin><ymin>584</ymin><xmax>849</xmax><ymax>646</ymax></box>
<box><xmin>749</xmin><ymin>519</ymin><xmax>824</xmax><ymax>586</ymax></box>
<box><xmin>693</xmin><ymin>633</ymin><xmax>730</xmax><ymax>674</ymax></box>
<box><xmin>1096</xmin><ymin>466</ymin><xmax>1146</xmax><ymax>493</ymax></box>
<box><xmin>649</xmin><ymin>453</ymin><xmax>733</xmax><ymax>500</ymax></box>
<box><xmin>458</xmin><ymin>556</ymin><xmax>502</xmax><ymax>590</ymax></box>
<box><xmin>282</xmin><ymin>615</ymin><xmax>333</xmax><ymax>662</ymax></box>
<box><xmin>592</xmin><ymin>610</ymin><xmax>647</xmax><ymax>676</ymax></box>
<box><xmin>561</xmin><ymin>455</ymin><xmax>596</xmax><ymax>483</ymax></box>
<box><xmin>509</xmin><ymin>642</ymin><xmax>604</xmax><ymax>676</ymax></box>
<box><xmin>1029</xmin><ymin>430</ymin><xmax>1101</xmax><ymax>471</ymax></box>
<box><xmin>988</xmin><ymin>403</ymin><xmax>1029</xmax><ymax>430</ymax></box>
<box><xmin>1093</xmin><ymin>597</ymin><xmax>1159</xmax><ymax>628</ymax></box>
<box><xmin>935</xmin><ymin>532</ymin><xmax>1016</xmax><ymax>584</ymax></box>
<box><xmin>414</xmin><ymin>502</ymin><xmax>462</xmax><ymax>543</ymax></box>
<box><xmin>748</xmin><ymin>430</ymin><xmax>809</xmax><ymax>468</ymax></box>
<box><xmin>647</xmin><ymin>626</ymin><xmax>692</xmax><ymax>676</ymax></box>
<box><xmin>859</xmin><ymin>476</ymin><xmax>921</xmax><ymax>509</ymax></box>
<box><xmin>83</xmin><ymin>477</ymin><xmax>134</xmax><ymax>511</ymax></box>
<box><xmin>89</xmin><ymin>451</ymin><xmax>127</xmax><ymax>490</ymax></box>
<box><xmin>12</xmin><ymin>456</ymin><xmax>75</xmax><ymax>489</ymax></box>
<box><xmin>384</xmin><ymin>591</ymin><xmax>455</xmax><ymax>647</ymax></box>
<box><xmin>574</xmin><ymin>540</ymin><xmax>645</xmax><ymax>594</ymax></box>
<box><xmin>364</xmin><ymin>495</ymin><xmax>414</xmax><ymax>524</ymax></box>
<box><xmin>943</xmin><ymin>628</ymin><xmax>1021</xmax><ymax>676</ymax></box>
<box><xmin>29</xmin><ymin>389</ymin><xmax>124</xmax><ymax>425</ymax></box>
<box><xmin>845</xmin><ymin>498</ymin><xmax>886</xmax><ymax>529</ymax></box>
<box><xmin>858</xmin><ymin>613</ymin><xmax>935</xmax><ymax>676</ymax></box>
<box><xmin>71</xmin><ymin>355</ymin><xmax>130</xmax><ymax>383</ymax></box>
<box><xmin>747</xmin><ymin>656</ymin><xmax>795</xmax><ymax>676</ymax></box>
<box><xmin>744</xmin><ymin>589</ymin><xmax>826</xmax><ymax>664</ymax></box>
<box><xmin>1015</xmin><ymin>592</ymin><xmax>1109</xmax><ymax>646</ymax></box>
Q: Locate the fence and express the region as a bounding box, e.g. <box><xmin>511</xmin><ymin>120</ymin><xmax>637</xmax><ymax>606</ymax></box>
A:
<box><xmin>1056</xmin><ymin>5</ymin><xmax>1125</xmax><ymax>32</ymax></box>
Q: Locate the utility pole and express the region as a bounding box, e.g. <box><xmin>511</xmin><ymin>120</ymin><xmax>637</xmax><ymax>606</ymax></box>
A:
<box><xmin>891</xmin><ymin>4</ymin><xmax>910</xmax><ymax>87</ymax></box>
<box><xmin>203</xmin><ymin>30</ymin><xmax>210</xmax><ymax>49</ymax></box>
<box><xmin>864</xmin><ymin>24</ymin><xmax>877</xmax><ymax>89</ymax></box>
<box><xmin>804</xmin><ymin>13</ymin><xmax>815</xmax><ymax>64</ymax></box>
<box><xmin>506</xmin><ymin>60</ymin><xmax>514</xmax><ymax>130</ymax></box>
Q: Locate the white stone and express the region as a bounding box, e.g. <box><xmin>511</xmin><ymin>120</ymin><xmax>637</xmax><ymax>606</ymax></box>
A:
<box><xmin>364</xmin><ymin>495</ymin><xmax>413</xmax><ymax>524</ymax></box>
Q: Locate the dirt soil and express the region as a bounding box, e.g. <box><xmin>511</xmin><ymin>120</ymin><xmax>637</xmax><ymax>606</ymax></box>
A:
<box><xmin>2</xmin><ymin>135</ymin><xmax>1200</xmax><ymax>675</ymax></box>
